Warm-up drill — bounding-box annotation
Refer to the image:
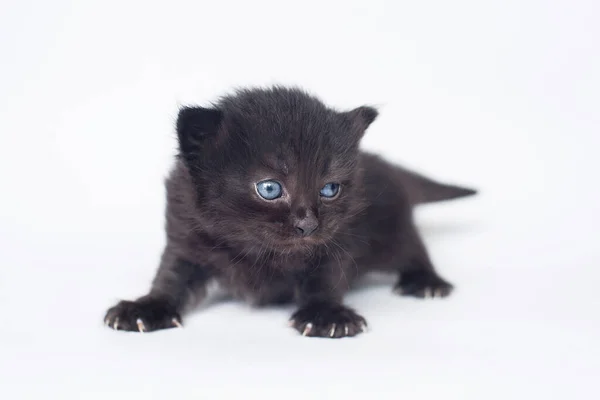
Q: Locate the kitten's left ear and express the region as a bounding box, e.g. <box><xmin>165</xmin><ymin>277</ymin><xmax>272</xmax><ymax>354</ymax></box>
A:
<box><xmin>176</xmin><ymin>106</ymin><xmax>224</xmax><ymax>156</ymax></box>
<box><xmin>344</xmin><ymin>106</ymin><xmax>378</xmax><ymax>139</ymax></box>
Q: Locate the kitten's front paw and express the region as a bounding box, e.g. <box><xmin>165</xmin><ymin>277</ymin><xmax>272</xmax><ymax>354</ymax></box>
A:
<box><xmin>104</xmin><ymin>297</ymin><xmax>182</xmax><ymax>333</ymax></box>
<box><xmin>289</xmin><ymin>302</ymin><xmax>367</xmax><ymax>339</ymax></box>
<box><xmin>394</xmin><ymin>270</ymin><xmax>454</xmax><ymax>299</ymax></box>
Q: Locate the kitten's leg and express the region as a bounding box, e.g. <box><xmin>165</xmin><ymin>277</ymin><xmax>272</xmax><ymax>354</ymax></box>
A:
<box><xmin>393</xmin><ymin>225</ymin><xmax>454</xmax><ymax>299</ymax></box>
<box><xmin>289</xmin><ymin>265</ymin><xmax>367</xmax><ymax>339</ymax></box>
<box><xmin>104</xmin><ymin>248</ymin><xmax>212</xmax><ymax>332</ymax></box>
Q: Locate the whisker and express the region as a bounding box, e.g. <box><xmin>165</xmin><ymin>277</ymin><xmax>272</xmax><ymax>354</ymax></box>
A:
<box><xmin>331</xmin><ymin>238</ymin><xmax>357</xmax><ymax>285</ymax></box>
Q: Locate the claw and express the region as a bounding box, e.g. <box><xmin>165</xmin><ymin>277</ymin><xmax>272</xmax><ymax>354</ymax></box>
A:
<box><xmin>288</xmin><ymin>319</ymin><xmax>295</xmax><ymax>327</ymax></box>
<box><xmin>104</xmin><ymin>318</ymin><xmax>110</xmax><ymax>327</ymax></box>
<box><xmin>136</xmin><ymin>318</ymin><xmax>146</xmax><ymax>333</ymax></box>
<box><xmin>344</xmin><ymin>325</ymin><xmax>349</xmax><ymax>336</ymax></box>
<box><xmin>424</xmin><ymin>287</ymin><xmax>432</xmax><ymax>298</ymax></box>
<box><xmin>302</xmin><ymin>322</ymin><xmax>313</xmax><ymax>336</ymax></box>
<box><xmin>329</xmin><ymin>324</ymin><xmax>337</xmax><ymax>338</ymax></box>
<box><xmin>360</xmin><ymin>322</ymin><xmax>368</xmax><ymax>333</ymax></box>
<box><xmin>172</xmin><ymin>318</ymin><xmax>183</xmax><ymax>328</ymax></box>
<box><xmin>434</xmin><ymin>288</ymin><xmax>443</xmax><ymax>298</ymax></box>
<box><xmin>113</xmin><ymin>317</ymin><xmax>119</xmax><ymax>330</ymax></box>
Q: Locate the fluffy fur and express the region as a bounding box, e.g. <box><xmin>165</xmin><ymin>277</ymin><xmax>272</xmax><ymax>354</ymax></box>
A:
<box><xmin>104</xmin><ymin>86</ymin><xmax>476</xmax><ymax>338</ymax></box>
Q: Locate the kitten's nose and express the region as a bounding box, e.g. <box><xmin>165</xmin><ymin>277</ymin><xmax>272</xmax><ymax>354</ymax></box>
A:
<box><xmin>294</xmin><ymin>217</ymin><xmax>319</xmax><ymax>237</ymax></box>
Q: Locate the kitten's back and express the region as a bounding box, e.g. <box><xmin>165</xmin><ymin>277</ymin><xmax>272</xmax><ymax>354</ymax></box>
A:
<box><xmin>360</xmin><ymin>152</ymin><xmax>477</xmax><ymax>206</ymax></box>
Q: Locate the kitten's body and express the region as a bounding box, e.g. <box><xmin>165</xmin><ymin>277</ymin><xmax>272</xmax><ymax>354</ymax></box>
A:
<box><xmin>105</xmin><ymin>86</ymin><xmax>476</xmax><ymax>338</ymax></box>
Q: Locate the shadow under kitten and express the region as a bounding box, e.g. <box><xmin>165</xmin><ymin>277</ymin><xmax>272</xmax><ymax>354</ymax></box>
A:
<box><xmin>104</xmin><ymin>85</ymin><xmax>477</xmax><ymax>338</ymax></box>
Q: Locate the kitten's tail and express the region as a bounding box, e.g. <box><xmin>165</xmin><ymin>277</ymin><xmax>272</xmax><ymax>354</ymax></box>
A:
<box><xmin>399</xmin><ymin>167</ymin><xmax>478</xmax><ymax>205</ymax></box>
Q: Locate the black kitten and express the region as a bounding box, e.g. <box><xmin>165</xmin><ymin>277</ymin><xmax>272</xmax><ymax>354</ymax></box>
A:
<box><xmin>104</xmin><ymin>86</ymin><xmax>476</xmax><ymax>338</ymax></box>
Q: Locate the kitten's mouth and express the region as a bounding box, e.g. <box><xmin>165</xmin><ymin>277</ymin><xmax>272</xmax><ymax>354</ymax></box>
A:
<box><xmin>271</xmin><ymin>236</ymin><xmax>322</xmax><ymax>251</ymax></box>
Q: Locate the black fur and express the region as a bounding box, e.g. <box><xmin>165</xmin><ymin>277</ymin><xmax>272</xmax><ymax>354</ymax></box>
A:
<box><xmin>104</xmin><ymin>86</ymin><xmax>477</xmax><ymax>338</ymax></box>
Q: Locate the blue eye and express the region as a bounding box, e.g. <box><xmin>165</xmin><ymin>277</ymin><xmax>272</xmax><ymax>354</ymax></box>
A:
<box><xmin>256</xmin><ymin>180</ymin><xmax>283</xmax><ymax>200</ymax></box>
<box><xmin>320</xmin><ymin>182</ymin><xmax>340</xmax><ymax>198</ymax></box>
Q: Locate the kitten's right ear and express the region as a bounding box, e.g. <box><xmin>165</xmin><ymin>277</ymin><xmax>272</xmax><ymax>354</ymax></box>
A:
<box><xmin>176</xmin><ymin>106</ymin><xmax>224</xmax><ymax>155</ymax></box>
<box><xmin>342</xmin><ymin>105</ymin><xmax>379</xmax><ymax>141</ymax></box>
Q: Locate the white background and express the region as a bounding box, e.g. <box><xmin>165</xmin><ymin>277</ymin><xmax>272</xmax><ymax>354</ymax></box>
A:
<box><xmin>1</xmin><ymin>0</ymin><xmax>599</xmax><ymax>398</ymax></box>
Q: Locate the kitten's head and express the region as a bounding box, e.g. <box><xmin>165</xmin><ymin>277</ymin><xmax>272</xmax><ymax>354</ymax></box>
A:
<box><xmin>176</xmin><ymin>86</ymin><xmax>377</xmax><ymax>253</ymax></box>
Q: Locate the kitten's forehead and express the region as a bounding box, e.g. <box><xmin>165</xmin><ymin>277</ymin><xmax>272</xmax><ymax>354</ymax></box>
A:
<box><xmin>215</xmin><ymin>86</ymin><xmax>364</xmax><ymax>179</ymax></box>
<box><xmin>262</xmin><ymin>152</ymin><xmax>291</xmax><ymax>175</ymax></box>
<box><xmin>255</xmin><ymin>147</ymin><xmax>353</xmax><ymax>186</ymax></box>
<box><xmin>234</xmin><ymin>114</ymin><xmax>340</xmax><ymax>168</ymax></box>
